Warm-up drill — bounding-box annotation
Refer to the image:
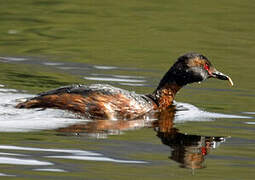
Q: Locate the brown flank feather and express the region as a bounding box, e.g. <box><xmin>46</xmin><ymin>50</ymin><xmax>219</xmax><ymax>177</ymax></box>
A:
<box><xmin>16</xmin><ymin>92</ymin><xmax>154</xmax><ymax>120</ymax></box>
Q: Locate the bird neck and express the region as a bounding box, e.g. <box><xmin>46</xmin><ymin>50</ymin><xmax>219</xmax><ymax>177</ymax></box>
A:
<box><xmin>150</xmin><ymin>82</ymin><xmax>182</xmax><ymax>109</ymax></box>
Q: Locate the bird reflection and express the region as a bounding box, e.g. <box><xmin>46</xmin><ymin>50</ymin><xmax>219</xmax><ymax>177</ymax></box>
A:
<box><xmin>57</xmin><ymin>108</ymin><xmax>226</xmax><ymax>169</ymax></box>
<box><xmin>152</xmin><ymin>109</ymin><xmax>225</xmax><ymax>169</ymax></box>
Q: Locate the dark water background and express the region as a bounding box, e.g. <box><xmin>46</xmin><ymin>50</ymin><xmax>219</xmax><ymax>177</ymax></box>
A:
<box><xmin>0</xmin><ymin>0</ymin><xmax>255</xmax><ymax>179</ymax></box>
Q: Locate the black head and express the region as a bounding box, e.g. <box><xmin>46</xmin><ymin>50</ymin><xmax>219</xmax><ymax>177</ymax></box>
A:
<box><xmin>158</xmin><ymin>52</ymin><xmax>233</xmax><ymax>87</ymax></box>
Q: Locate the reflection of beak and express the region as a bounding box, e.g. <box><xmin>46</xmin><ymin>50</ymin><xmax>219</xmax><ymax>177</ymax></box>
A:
<box><xmin>212</xmin><ymin>70</ymin><xmax>234</xmax><ymax>86</ymax></box>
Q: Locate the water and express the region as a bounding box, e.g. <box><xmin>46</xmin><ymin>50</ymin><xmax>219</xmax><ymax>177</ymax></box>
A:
<box><xmin>0</xmin><ymin>0</ymin><xmax>255</xmax><ymax>179</ymax></box>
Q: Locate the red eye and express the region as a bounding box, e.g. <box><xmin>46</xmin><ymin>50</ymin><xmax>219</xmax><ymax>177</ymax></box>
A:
<box><xmin>204</xmin><ymin>63</ymin><xmax>210</xmax><ymax>71</ymax></box>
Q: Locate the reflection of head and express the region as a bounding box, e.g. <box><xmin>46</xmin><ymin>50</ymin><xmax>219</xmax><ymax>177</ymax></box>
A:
<box><xmin>156</xmin><ymin>127</ymin><xmax>225</xmax><ymax>169</ymax></box>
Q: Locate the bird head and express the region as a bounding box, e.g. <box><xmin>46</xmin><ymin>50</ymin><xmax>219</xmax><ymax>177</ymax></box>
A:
<box><xmin>161</xmin><ymin>53</ymin><xmax>233</xmax><ymax>87</ymax></box>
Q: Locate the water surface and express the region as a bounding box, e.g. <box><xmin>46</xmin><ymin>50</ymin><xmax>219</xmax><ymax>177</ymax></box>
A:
<box><xmin>0</xmin><ymin>0</ymin><xmax>255</xmax><ymax>179</ymax></box>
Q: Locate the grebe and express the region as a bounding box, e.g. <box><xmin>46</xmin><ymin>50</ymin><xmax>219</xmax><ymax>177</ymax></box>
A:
<box><xmin>16</xmin><ymin>53</ymin><xmax>233</xmax><ymax>120</ymax></box>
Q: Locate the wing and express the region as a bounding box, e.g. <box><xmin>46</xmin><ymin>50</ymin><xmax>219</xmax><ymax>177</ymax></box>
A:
<box><xmin>16</xmin><ymin>84</ymin><xmax>155</xmax><ymax>120</ymax></box>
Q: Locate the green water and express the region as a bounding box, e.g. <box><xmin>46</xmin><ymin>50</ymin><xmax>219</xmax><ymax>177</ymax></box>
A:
<box><xmin>0</xmin><ymin>0</ymin><xmax>255</xmax><ymax>179</ymax></box>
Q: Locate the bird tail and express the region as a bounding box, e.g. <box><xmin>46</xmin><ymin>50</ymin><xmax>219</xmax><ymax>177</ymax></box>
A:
<box><xmin>16</xmin><ymin>98</ymin><xmax>42</xmax><ymax>109</ymax></box>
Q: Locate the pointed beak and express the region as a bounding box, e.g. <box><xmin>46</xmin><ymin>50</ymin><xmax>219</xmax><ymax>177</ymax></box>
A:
<box><xmin>212</xmin><ymin>70</ymin><xmax>234</xmax><ymax>86</ymax></box>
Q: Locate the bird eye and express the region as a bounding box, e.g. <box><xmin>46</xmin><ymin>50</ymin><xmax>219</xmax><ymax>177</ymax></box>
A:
<box><xmin>204</xmin><ymin>63</ymin><xmax>210</xmax><ymax>71</ymax></box>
